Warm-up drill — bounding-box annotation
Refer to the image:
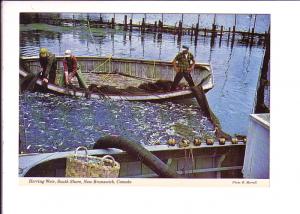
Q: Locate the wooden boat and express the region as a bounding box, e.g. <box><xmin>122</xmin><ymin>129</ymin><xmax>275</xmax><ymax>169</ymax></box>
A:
<box><xmin>20</xmin><ymin>56</ymin><xmax>214</xmax><ymax>101</ymax></box>
<box><xmin>19</xmin><ymin>140</ymin><xmax>245</xmax><ymax>178</ymax></box>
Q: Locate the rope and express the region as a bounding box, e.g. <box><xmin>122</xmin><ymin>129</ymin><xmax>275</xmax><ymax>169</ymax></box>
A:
<box><xmin>188</xmin><ymin>147</ymin><xmax>195</xmax><ymax>174</ymax></box>
<box><xmin>87</xmin><ymin>20</ymin><xmax>99</xmax><ymax>54</ymax></box>
<box><xmin>183</xmin><ymin>148</ymin><xmax>187</xmax><ymax>175</ymax></box>
<box><xmin>86</xmin><ymin>55</ymin><xmax>113</xmax><ymax>73</ymax></box>
<box><xmin>86</xmin><ymin>19</ymin><xmax>113</xmax><ymax>85</ymax></box>
<box><xmin>152</xmin><ymin>60</ymin><xmax>156</xmax><ymax>78</ymax></box>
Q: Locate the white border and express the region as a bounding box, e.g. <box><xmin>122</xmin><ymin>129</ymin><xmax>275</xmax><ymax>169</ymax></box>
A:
<box><xmin>3</xmin><ymin>1</ymin><xmax>300</xmax><ymax>214</ymax></box>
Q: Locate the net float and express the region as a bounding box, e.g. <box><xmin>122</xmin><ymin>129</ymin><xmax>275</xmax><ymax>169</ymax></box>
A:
<box><xmin>206</xmin><ymin>138</ymin><xmax>214</xmax><ymax>145</ymax></box>
<box><xmin>167</xmin><ymin>138</ymin><xmax>176</xmax><ymax>146</ymax></box>
<box><xmin>218</xmin><ymin>138</ymin><xmax>226</xmax><ymax>145</ymax></box>
<box><xmin>193</xmin><ymin>138</ymin><xmax>201</xmax><ymax>146</ymax></box>
<box><xmin>231</xmin><ymin>137</ymin><xmax>238</xmax><ymax>144</ymax></box>
<box><xmin>179</xmin><ymin>139</ymin><xmax>190</xmax><ymax>148</ymax></box>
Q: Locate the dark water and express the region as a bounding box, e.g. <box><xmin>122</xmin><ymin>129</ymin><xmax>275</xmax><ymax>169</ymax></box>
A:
<box><xmin>19</xmin><ymin>13</ymin><xmax>270</xmax><ymax>153</ymax></box>
<box><xmin>19</xmin><ymin>92</ymin><xmax>214</xmax><ymax>153</ymax></box>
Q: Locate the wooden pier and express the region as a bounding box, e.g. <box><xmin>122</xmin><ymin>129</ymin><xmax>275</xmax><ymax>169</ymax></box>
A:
<box><xmin>20</xmin><ymin>13</ymin><xmax>269</xmax><ymax>47</ymax></box>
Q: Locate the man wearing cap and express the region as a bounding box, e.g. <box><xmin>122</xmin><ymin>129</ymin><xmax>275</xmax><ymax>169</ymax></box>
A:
<box><xmin>63</xmin><ymin>50</ymin><xmax>88</xmax><ymax>89</ymax></box>
<box><xmin>39</xmin><ymin>48</ymin><xmax>57</xmax><ymax>84</ymax></box>
<box><xmin>170</xmin><ymin>45</ymin><xmax>196</xmax><ymax>91</ymax></box>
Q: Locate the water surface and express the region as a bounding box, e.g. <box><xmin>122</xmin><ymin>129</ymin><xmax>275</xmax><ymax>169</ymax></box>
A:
<box><xmin>19</xmin><ymin>13</ymin><xmax>270</xmax><ymax>153</ymax></box>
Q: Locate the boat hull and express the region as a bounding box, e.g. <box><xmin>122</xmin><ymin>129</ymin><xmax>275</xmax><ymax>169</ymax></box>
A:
<box><xmin>20</xmin><ymin>56</ymin><xmax>214</xmax><ymax>101</ymax></box>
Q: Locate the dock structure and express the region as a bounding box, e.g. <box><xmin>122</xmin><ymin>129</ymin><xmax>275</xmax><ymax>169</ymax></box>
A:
<box><xmin>20</xmin><ymin>13</ymin><xmax>269</xmax><ymax>47</ymax></box>
<box><xmin>254</xmin><ymin>29</ymin><xmax>270</xmax><ymax>113</ymax></box>
<box><xmin>243</xmin><ymin>114</ymin><xmax>269</xmax><ymax>179</ymax></box>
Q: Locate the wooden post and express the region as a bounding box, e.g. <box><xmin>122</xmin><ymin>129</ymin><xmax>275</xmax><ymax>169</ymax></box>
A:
<box><xmin>220</xmin><ymin>25</ymin><xmax>223</xmax><ymax>37</ymax></box>
<box><xmin>141</xmin><ymin>18</ymin><xmax>145</xmax><ymax>33</ymax></box>
<box><xmin>227</xmin><ymin>27</ymin><xmax>231</xmax><ymax>43</ymax></box>
<box><xmin>191</xmin><ymin>24</ymin><xmax>194</xmax><ymax>37</ymax></box>
<box><xmin>99</xmin><ymin>14</ymin><xmax>103</xmax><ymax>24</ymax></box>
<box><xmin>264</xmin><ymin>26</ymin><xmax>270</xmax><ymax>48</ymax></box>
<box><xmin>195</xmin><ymin>23</ymin><xmax>199</xmax><ymax>38</ymax></box>
<box><xmin>111</xmin><ymin>17</ymin><xmax>115</xmax><ymax>28</ymax></box>
<box><xmin>204</xmin><ymin>28</ymin><xmax>207</xmax><ymax>37</ymax></box>
<box><xmin>212</xmin><ymin>24</ymin><xmax>216</xmax><ymax>37</ymax></box>
<box><xmin>178</xmin><ymin>21</ymin><xmax>183</xmax><ymax>36</ymax></box>
<box><xmin>219</xmin><ymin>25</ymin><xmax>223</xmax><ymax>46</ymax></box>
<box><xmin>231</xmin><ymin>26</ymin><xmax>236</xmax><ymax>47</ymax></box>
<box><xmin>255</xmin><ymin>31</ymin><xmax>270</xmax><ymax>113</ymax></box>
<box><xmin>124</xmin><ymin>15</ymin><xmax>128</xmax><ymax>30</ymax></box>
<box><xmin>234</xmin><ymin>14</ymin><xmax>237</xmax><ymax>26</ymax></box>
<box><xmin>213</xmin><ymin>14</ymin><xmax>216</xmax><ymax>25</ymax></box>
<box><xmin>158</xmin><ymin>20</ymin><xmax>163</xmax><ymax>32</ymax></box>
<box><xmin>250</xmin><ymin>27</ymin><xmax>255</xmax><ymax>45</ymax></box>
<box><xmin>154</xmin><ymin>21</ymin><xmax>157</xmax><ymax>32</ymax></box>
<box><xmin>130</xmin><ymin>19</ymin><xmax>133</xmax><ymax>32</ymax></box>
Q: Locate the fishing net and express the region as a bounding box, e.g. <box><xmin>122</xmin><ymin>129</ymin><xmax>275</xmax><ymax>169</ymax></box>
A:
<box><xmin>88</xmin><ymin>80</ymin><xmax>188</xmax><ymax>95</ymax></box>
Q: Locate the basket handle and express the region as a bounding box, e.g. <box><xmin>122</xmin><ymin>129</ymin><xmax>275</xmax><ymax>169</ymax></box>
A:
<box><xmin>102</xmin><ymin>155</ymin><xmax>117</xmax><ymax>166</ymax></box>
<box><xmin>75</xmin><ymin>146</ymin><xmax>88</xmax><ymax>159</ymax></box>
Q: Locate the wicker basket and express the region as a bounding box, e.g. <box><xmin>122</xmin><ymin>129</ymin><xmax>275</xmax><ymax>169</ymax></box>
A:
<box><xmin>65</xmin><ymin>146</ymin><xmax>120</xmax><ymax>178</ymax></box>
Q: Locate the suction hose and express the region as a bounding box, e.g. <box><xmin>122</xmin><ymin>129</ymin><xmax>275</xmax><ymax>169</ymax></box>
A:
<box><xmin>93</xmin><ymin>136</ymin><xmax>180</xmax><ymax>178</ymax></box>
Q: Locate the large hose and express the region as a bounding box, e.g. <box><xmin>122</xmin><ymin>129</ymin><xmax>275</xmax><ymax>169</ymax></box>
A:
<box><xmin>20</xmin><ymin>59</ymin><xmax>40</xmax><ymax>92</ymax></box>
<box><xmin>191</xmin><ymin>86</ymin><xmax>231</xmax><ymax>140</ymax></box>
<box><xmin>93</xmin><ymin>136</ymin><xmax>180</xmax><ymax>178</ymax></box>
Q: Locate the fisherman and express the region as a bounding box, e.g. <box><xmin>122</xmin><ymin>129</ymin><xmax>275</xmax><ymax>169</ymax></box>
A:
<box><xmin>39</xmin><ymin>48</ymin><xmax>57</xmax><ymax>85</ymax></box>
<box><xmin>63</xmin><ymin>50</ymin><xmax>88</xmax><ymax>89</ymax></box>
<box><xmin>170</xmin><ymin>45</ymin><xmax>196</xmax><ymax>91</ymax></box>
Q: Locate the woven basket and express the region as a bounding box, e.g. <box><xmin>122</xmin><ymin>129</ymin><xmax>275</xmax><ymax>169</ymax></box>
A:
<box><xmin>65</xmin><ymin>146</ymin><xmax>120</xmax><ymax>178</ymax></box>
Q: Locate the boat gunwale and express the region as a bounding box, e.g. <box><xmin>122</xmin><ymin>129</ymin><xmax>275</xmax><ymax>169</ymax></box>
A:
<box><xmin>20</xmin><ymin>56</ymin><xmax>214</xmax><ymax>100</ymax></box>
<box><xmin>20</xmin><ymin>56</ymin><xmax>211</xmax><ymax>68</ymax></box>
<box><xmin>19</xmin><ymin>142</ymin><xmax>245</xmax><ymax>177</ymax></box>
